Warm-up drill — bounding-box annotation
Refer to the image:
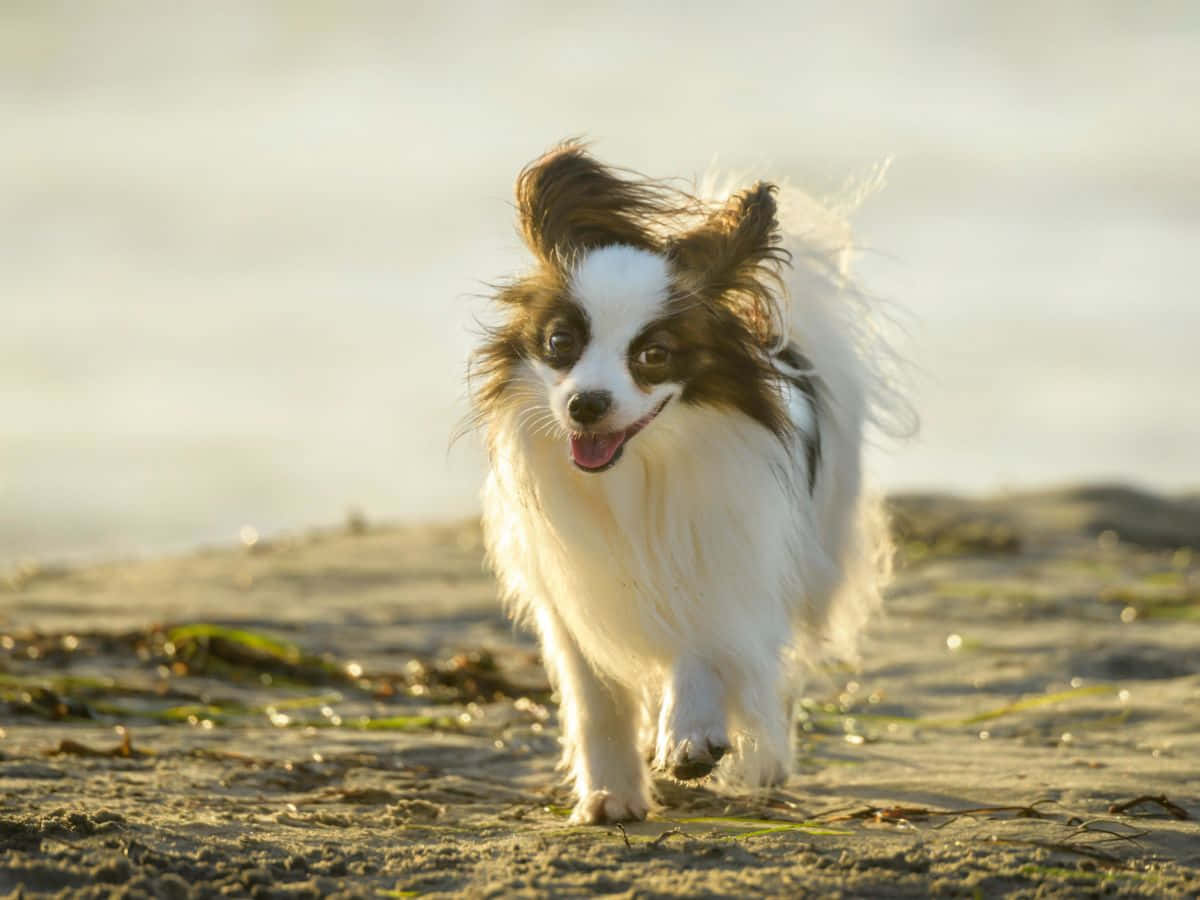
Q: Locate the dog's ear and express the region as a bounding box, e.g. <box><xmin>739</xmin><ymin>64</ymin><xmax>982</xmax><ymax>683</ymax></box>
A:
<box><xmin>516</xmin><ymin>142</ymin><xmax>663</xmax><ymax>264</ymax></box>
<box><xmin>668</xmin><ymin>182</ymin><xmax>783</xmax><ymax>297</ymax></box>
<box><xmin>668</xmin><ymin>182</ymin><xmax>786</xmax><ymax>339</ymax></box>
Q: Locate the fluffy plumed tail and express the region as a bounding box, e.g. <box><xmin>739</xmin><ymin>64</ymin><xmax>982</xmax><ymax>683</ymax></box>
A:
<box><xmin>693</xmin><ymin>167</ymin><xmax>911</xmax><ymax>791</ymax></box>
<box><xmin>699</xmin><ymin>166</ymin><xmax>914</xmax><ymax>665</ymax></box>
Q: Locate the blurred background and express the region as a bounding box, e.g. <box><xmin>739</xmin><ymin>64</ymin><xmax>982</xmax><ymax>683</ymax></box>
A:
<box><xmin>3</xmin><ymin>1</ymin><xmax>1198</xmax><ymax>566</ymax></box>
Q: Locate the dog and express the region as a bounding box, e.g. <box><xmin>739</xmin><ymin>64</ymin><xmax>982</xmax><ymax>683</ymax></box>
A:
<box><xmin>469</xmin><ymin>142</ymin><xmax>904</xmax><ymax>824</ymax></box>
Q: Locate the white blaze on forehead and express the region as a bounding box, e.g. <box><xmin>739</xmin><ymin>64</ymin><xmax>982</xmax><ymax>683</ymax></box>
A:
<box><xmin>555</xmin><ymin>245</ymin><xmax>676</xmax><ymax>428</ymax></box>
<box><xmin>569</xmin><ymin>245</ymin><xmax>672</xmax><ymax>340</ymax></box>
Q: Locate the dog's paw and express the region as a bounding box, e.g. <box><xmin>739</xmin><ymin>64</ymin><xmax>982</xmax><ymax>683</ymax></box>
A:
<box><xmin>569</xmin><ymin>790</ymin><xmax>649</xmax><ymax>825</ymax></box>
<box><xmin>654</xmin><ymin>659</ymin><xmax>730</xmax><ymax>781</ymax></box>
<box><xmin>655</xmin><ymin>733</ymin><xmax>730</xmax><ymax>781</ymax></box>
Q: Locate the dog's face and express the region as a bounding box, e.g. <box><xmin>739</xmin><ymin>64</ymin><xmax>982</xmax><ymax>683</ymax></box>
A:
<box><xmin>474</xmin><ymin>143</ymin><xmax>792</xmax><ymax>473</ymax></box>
<box><xmin>531</xmin><ymin>246</ymin><xmax>678</xmax><ymax>471</ymax></box>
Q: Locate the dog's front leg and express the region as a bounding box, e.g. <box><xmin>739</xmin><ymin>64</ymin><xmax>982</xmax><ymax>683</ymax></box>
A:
<box><xmin>653</xmin><ymin>655</ymin><xmax>731</xmax><ymax>781</ymax></box>
<box><xmin>536</xmin><ymin>609</ymin><xmax>650</xmax><ymax>824</ymax></box>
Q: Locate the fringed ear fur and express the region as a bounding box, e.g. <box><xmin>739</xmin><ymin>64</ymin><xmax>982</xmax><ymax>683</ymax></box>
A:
<box><xmin>668</xmin><ymin>183</ymin><xmax>789</xmax><ymax>340</ymax></box>
<box><xmin>515</xmin><ymin>142</ymin><xmax>677</xmax><ymax>265</ymax></box>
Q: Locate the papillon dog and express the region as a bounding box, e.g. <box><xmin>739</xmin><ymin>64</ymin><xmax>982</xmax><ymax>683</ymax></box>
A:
<box><xmin>470</xmin><ymin>142</ymin><xmax>905</xmax><ymax>824</ymax></box>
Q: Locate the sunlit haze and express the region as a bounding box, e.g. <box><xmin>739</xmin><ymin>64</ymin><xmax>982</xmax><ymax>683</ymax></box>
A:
<box><xmin>3</xmin><ymin>3</ymin><xmax>1198</xmax><ymax>563</ymax></box>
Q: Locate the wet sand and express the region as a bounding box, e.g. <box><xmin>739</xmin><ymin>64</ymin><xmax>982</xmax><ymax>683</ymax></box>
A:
<box><xmin>2</xmin><ymin>486</ymin><xmax>1199</xmax><ymax>898</ymax></box>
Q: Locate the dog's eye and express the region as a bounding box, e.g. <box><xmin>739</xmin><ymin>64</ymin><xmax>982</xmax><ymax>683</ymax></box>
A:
<box><xmin>548</xmin><ymin>331</ymin><xmax>576</xmax><ymax>357</ymax></box>
<box><xmin>636</xmin><ymin>345</ymin><xmax>670</xmax><ymax>368</ymax></box>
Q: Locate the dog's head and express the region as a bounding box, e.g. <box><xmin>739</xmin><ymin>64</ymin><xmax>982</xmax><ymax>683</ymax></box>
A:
<box><xmin>474</xmin><ymin>143</ymin><xmax>791</xmax><ymax>473</ymax></box>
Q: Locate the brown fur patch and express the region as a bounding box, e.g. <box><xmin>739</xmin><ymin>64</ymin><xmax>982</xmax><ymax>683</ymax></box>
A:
<box><xmin>667</xmin><ymin>182</ymin><xmax>790</xmax><ymax>345</ymax></box>
<box><xmin>630</xmin><ymin>289</ymin><xmax>792</xmax><ymax>439</ymax></box>
<box><xmin>515</xmin><ymin>141</ymin><xmax>692</xmax><ymax>266</ymax></box>
<box><xmin>469</xmin><ymin>271</ymin><xmax>576</xmax><ymax>423</ymax></box>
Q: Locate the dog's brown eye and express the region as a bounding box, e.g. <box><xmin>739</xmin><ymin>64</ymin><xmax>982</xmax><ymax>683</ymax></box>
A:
<box><xmin>548</xmin><ymin>331</ymin><xmax>576</xmax><ymax>357</ymax></box>
<box><xmin>637</xmin><ymin>345</ymin><xmax>670</xmax><ymax>368</ymax></box>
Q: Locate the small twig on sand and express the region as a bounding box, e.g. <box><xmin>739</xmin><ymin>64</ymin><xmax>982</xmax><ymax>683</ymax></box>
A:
<box><xmin>46</xmin><ymin>726</ymin><xmax>144</xmax><ymax>759</ymax></box>
<box><xmin>827</xmin><ymin>805</ymin><xmax>931</xmax><ymax>822</ymax></box>
<box><xmin>612</xmin><ymin>824</ymin><xmax>682</xmax><ymax>850</ymax></box>
<box><xmin>1065</xmin><ymin>820</ymin><xmax>1150</xmax><ymax>846</ymax></box>
<box><xmin>764</xmin><ymin>791</ymin><xmax>807</xmax><ymax>813</ymax></box>
<box><xmin>828</xmin><ymin>800</ymin><xmax>1052</xmax><ymax>827</ymax></box>
<box><xmin>1108</xmin><ymin>795</ymin><xmax>1191</xmax><ymax>820</ymax></box>
<box><xmin>649</xmin><ymin>828</ymin><xmax>683</xmax><ymax>849</ymax></box>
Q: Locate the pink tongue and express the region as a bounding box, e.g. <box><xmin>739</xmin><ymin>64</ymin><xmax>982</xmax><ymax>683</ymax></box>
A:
<box><xmin>569</xmin><ymin>432</ymin><xmax>626</xmax><ymax>469</ymax></box>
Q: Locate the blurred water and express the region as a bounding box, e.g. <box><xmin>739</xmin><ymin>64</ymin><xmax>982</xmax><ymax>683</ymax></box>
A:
<box><xmin>2</xmin><ymin>2</ymin><xmax>1198</xmax><ymax>564</ymax></box>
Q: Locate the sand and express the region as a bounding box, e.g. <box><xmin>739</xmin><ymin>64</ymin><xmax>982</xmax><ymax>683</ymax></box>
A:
<box><xmin>1</xmin><ymin>485</ymin><xmax>1199</xmax><ymax>898</ymax></box>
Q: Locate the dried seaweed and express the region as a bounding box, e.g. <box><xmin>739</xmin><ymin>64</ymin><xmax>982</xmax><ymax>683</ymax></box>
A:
<box><xmin>1107</xmin><ymin>795</ymin><xmax>1191</xmax><ymax>820</ymax></box>
<box><xmin>46</xmin><ymin>727</ymin><xmax>146</xmax><ymax>759</ymax></box>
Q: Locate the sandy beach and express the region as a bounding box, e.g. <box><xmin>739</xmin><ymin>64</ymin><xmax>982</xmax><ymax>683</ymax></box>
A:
<box><xmin>2</xmin><ymin>485</ymin><xmax>1198</xmax><ymax>898</ymax></box>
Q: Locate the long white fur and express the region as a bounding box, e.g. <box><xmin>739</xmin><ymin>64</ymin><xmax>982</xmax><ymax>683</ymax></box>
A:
<box><xmin>480</xmin><ymin>178</ymin><xmax>896</xmax><ymax>824</ymax></box>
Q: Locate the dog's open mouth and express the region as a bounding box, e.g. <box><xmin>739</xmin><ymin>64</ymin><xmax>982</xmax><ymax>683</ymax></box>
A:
<box><xmin>569</xmin><ymin>398</ymin><xmax>670</xmax><ymax>473</ymax></box>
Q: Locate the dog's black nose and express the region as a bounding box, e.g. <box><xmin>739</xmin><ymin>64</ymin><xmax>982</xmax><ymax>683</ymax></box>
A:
<box><xmin>567</xmin><ymin>390</ymin><xmax>612</xmax><ymax>425</ymax></box>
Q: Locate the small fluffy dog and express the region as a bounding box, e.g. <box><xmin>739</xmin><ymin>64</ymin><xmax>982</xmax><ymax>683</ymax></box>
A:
<box><xmin>470</xmin><ymin>142</ymin><xmax>902</xmax><ymax>824</ymax></box>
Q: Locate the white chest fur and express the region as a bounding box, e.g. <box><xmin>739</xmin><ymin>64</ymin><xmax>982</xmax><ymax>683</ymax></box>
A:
<box><xmin>482</xmin><ymin>400</ymin><xmax>825</xmax><ymax>685</ymax></box>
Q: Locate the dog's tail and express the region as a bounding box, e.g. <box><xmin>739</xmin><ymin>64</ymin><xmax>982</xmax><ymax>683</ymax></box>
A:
<box><xmin>697</xmin><ymin>166</ymin><xmax>915</xmax><ymax>668</ymax></box>
<box><xmin>693</xmin><ymin>167</ymin><xmax>912</xmax><ymax>794</ymax></box>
